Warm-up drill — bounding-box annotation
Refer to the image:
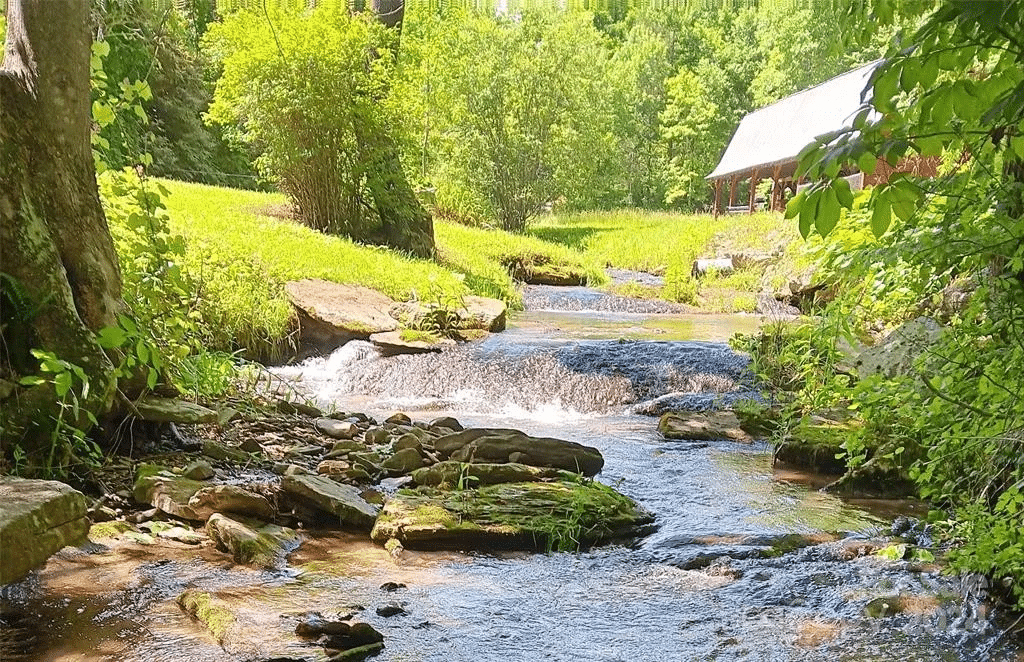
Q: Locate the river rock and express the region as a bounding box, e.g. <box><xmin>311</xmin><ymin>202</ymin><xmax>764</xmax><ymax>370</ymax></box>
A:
<box><xmin>133</xmin><ymin>395</ymin><xmax>218</xmax><ymax>424</ymax></box>
<box><xmin>392</xmin><ymin>434</ymin><xmax>422</xmax><ymax>453</ymax></box>
<box><xmin>773</xmin><ymin>418</ymin><xmax>856</xmax><ymax>474</ymax></box>
<box><xmin>854</xmin><ymin>317</ymin><xmax>944</xmax><ymax>379</ymax></box>
<box><xmin>202</xmin><ymin>440</ymin><xmax>250</xmax><ymax>463</ymax></box>
<box><xmin>205</xmin><ymin>513</ymin><xmax>299</xmax><ymax>567</ymax></box>
<box><xmin>432</xmin><ymin>428</ymin><xmax>604</xmax><ymax>476</ymax></box>
<box><xmin>317</xmin><ymin>418</ymin><xmax>358</xmax><ymax>440</ymax></box>
<box><xmin>382</xmin><ymin>448</ymin><xmax>423</xmax><ymax>476</ymax></box>
<box><xmin>411</xmin><ymin>461</ymin><xmax>569</xmax><ymax>487</ymax></box>
<box><xmin>657</xmin><ymin>411</ymin><xmax>754</xmax><ymax>443</ymax></box>
<box><xmin>133</xmin><ymin>475</ymin><xmax>273</xmax><ymax>522</ymax></box>
<box><xmin>510</xmin><ymin>262</ymin><xmax>586</xmax><ymax>286</ymax></box>
<box><xmin>385</xmin><ymin>412</ymin><xmax>412</xmax><ymax>426</ymax></box>
<box><xmin>177</xmin><ymin>590</ymin><xmax>235</xmax><ymax>643</ymax></box>
<box><xmin>280</xmin><ymin>474</ymin><xmax>379</xmax><ymax>530</ymax></box>
<box><xmin>371</xmin><ymin>481</ymin><xmax>654</xmax><ymax>552</ymax></box>
<box><xmin>460</xmin><ymin>296</ymin><xmax>507</xmax><ymax>332</ymax></box>
<box><xmin>285</xmin><ymin>279</ymin><xmax>399</xmax><ymax>349</ymax></box>
<box><xmin>318</xmin><ymin>460</ymin><xmax>351</xmax><ymax>476</ymax></box>
<box><xmin>0</xmin><ymin>477</ymin><xmax>90</xmax><ymax>584</ymax></box>
<box><xmin>364</xmin><ymin>427</ymin><xmax>389</xmax><ymax>445</ymax></box>
<box><xmin>369</xmin><ymin>331</ymin><xmax>455</xmax><ymax>356</ymax></box>
<box><xmin>429</xmin><ymin>416</ymin><xmax>463</xmax><ymax>432</ymax></box>
<box><xmin>182</xmin><ymin>459</ymin><xmax>215</xmax><ymax>481</ymax></box>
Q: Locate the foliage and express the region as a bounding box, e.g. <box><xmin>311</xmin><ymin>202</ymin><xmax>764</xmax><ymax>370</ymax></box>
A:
<box><xmin>205</xmin><ymin>6</ymin><xmax>395</xmax><ymax>238</ymax></box>
<box><xmin>406</xmin><ymin>11</ymin><xmax>616</xmax><ymax>231</ymax></box>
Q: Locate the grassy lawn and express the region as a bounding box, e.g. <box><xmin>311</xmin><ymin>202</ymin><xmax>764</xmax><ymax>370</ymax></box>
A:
<box><xmin>157</xmin><ymin>180</ymin><xmax>809</xmax><ymax>358</ymax></box>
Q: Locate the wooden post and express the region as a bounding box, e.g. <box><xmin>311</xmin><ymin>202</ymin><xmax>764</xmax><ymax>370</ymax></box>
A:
<box><xmin>748</xmin><ymin>168</ymin><xmax>760</xmax><ymax>213</ymax></box>
<box><xmin>770</xmin><ymin>165</ymin><xmax>783</xmax><ymax>211</ymax></box>
<box><xmin>728</xmin><ymin>176</ymin><xmax>738</xmax><ymax>209</ymax></box>
<box><xmin>713</xmin><ymin>179</ymin><xmax>722</xmax><ymax>219</ymax></box>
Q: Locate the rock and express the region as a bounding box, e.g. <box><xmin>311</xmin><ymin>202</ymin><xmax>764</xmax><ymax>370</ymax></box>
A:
<box><xmin>350</xmin><ymin>451</ymin><xmax>383</xmax><ymax>475</ymax></box>
<box><xmin>391</xmin><ymin>434</ymin><xmax>422</xmax><ymax>453</ymax></box>
<box><xmin>318</xmin><ymin>460</ymin><xmax>352</xmax><ymax>476</ymax></box>
<box><xmin>274</xmin><ymin>463</ymin><xmax>310</xmax><ymax>476</ymax></box>
<box><xmin>155</xmin><ymin>525</ymin><xmax>205</xmax><ymax>545</ymax></box>
<box><xmin>824</xmin><ymin>454</ymin><xmax>917</xmax><ymax>499</ymax></box>
<box><xmin>217</xmin><ymin>407</ymin><xmax>241</xmax><ymax>426</ymax></box>
<box><xmin>510</xmin><ymin>262</ymin><xmax>586</xmax><ymax>286</ymax></box>
<box><xmin>285</xmin><ymin>279</ymin><xmax>398</xmax><ymax>349</ymax></box>
<box><xmin>380</xmin><ymin>582</ymin><xmax>406</xmax><ymax>592</ymax></box>
<box><xmin>855</xmin><ymin>317</ymin><xmax>944</xmax><ymax>379</ymax></box>
<box><xmin>432</xmin><ymin>428</ymin><xmax>604</xmax><ymax>476</ymax></box>
<box><xmin>202</xmin><ymin>440</ymin><xmax>250</xmax><ymax>463</ymax></box>
<box><xmin>657</xmin><ymin>411</ymin><xmax>754</xmax><ymax>443</ymax></box>
<box><xmin>177</xmin><ymin>590</ymin><xmax>235</xmax><ymax>643</ymax></box>
<box><xmin>385</xmin><ymin>413</ymin><xmax>412</xmax><ymax>426</ymax></box>
<box><xmin>317</xmin><ymin>418</ymin><xmax>358</xmax><ymax>440</ymax></box>
<box><xmin>346</xmin><ymin>467</ymin><xmax>373</xmax><ymax>483</ymax></box>
<box><xmin>691</xmin><ymin>257</ymin><xmax>735</xmax><ymax>278</ymax></box>
<box><xmin>411</xmin><ymin>461</ymin><xmax>568</xmax><ymax>487</ymax></box>
<box><xmin>371</xmin><ymin>481</ymin><xmax>654</xmax><ymax>552</ymax></box>
<box><xmin>376</xmin><ymin>603</ymin><xmax>405</xmax><ymax>617</ymax></box>
<box><xmin>428</xmin><ymin>416</ymin><xmax>463</xmax><ymax>432</ymax></box>
<box><xmin>0</xmin><ymin>478</ymin><xmax>90</xmax><ymax>584</ymax></box>
<box><xmin>381</xmin><ymin>448</ymin><xmax>423</xmax><ymax>476</ymax></box>
<box><xmin>133</xmin><ymin>475</ymin><xmax>273</xmax><ymax>522</ymax></box>
<box><xmin>277</xmin><ymin>399</ymin><xmax>325</xmax><ymax>417</ymax></box>
<box><xmin>327</xmin><ymin>641</ymin><xmax>385</xmax><ymax>661</ymax></box>
<box><xmin>774</xmin><ymin>419</ymin><xmax>856</xmax><ymax>475</ymax></box>
<box><xmin>205</xmin><ymin>513</ymin><xmax>299</xmax><ymax>567</ymax></box>
<box><xmin>316</xmin><ymin>621</ymin><xmax>385</xmax><ymax>654</ymax></box>
<box><xmin>133</xmin><ymin>396</ymin><xmax>218</xmax><ymax>424</ymax></box>
<box><xmin>182</xmin><ymin>460</ymin><xmax>215</xmax><ymax>481</ymax></box>
<box><xmin>188</xmin><ymin>485</ymin><xmax>275</xmax><ymax>521</ymax></box>
<box><xmin>459</xmin><ymin>296</ymin><xmax>507</xmax><ymax>332</ymax></box>
<box><xmin>363</xmin><ymin>427</ymin><xmax>388</xmax><ymax>445</ymax></box>
<box><xmin>369</xmin><ymin>331</ymin><xmax>455</xmax><ymax>356</ymax></box>
<box><xmin>280</xmin><ymin>474</ymin><xmax>379</xmax><ymax>530</ymax></box>
<box><xmin>325</xmin><ymin>440</ymin><xmax>368</xmax><ymax>459</ymax></box>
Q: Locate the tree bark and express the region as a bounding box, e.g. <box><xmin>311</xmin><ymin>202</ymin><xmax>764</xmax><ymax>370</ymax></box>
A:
<box><xmin>1</xmin><ymin>0</ymin><xmax>122</xmax><ymax>457</ymax></box>
<box><xmin>360</xmin><ymin>0</ymin><xmax>435</xmax><ymax>259</ymax></box>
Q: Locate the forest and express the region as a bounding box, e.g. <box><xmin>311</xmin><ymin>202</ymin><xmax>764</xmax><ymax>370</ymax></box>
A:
<box><xmin>2</xmin><ymin>0</ymin><xmax>1024</xmax><ymax>656</ymax></box>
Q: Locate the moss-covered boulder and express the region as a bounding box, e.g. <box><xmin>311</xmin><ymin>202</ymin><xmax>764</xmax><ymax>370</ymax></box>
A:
<box><xmin>177</xmin><ymin>590</ymin><xmax>236</xmax><ymax>643</ymax></box>
<box><xmin>432</xmin><ymin>428</ymin><xmax>604</xmax><ymax>476</ymax></box>
<box><xmin>411</xmin><ymin>461</ymin><xmax>570</xmax><ymax>487</ymax></box>
<box><xmin>370</xmin><ymin>480</ymin><xmax>654</xmax><ymax>552</ymax></box>
<box><xmin>205</xmin><ymin>513</ymin><xmax>299</xmax><ymax>567</ymax></box>
<box><xmin>0</xmin><ymin>478</ymin><xmax>89</xmax><ymax>584</ymax></box>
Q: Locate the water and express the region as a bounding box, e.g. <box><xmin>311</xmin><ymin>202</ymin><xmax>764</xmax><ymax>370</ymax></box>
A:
<box><xmin>3</xmin><ymin>287</ymin><xmax>1020</xmax><ymax>661</ymax></box>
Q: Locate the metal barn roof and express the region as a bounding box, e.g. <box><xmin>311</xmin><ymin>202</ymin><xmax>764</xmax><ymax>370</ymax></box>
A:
<box><xmin>707</xmin><ymin>61</ymin><xmax>881</xmax><ymax>181</ymax></box>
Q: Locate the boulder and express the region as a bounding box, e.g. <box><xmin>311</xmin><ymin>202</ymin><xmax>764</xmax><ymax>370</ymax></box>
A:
<box><xmin>392</xmin><ymin>434</ymin><xmax>422</xmax><ymax>453</ymax></box>
<box><xmin>202</xmin><ymin>440</ymin><xmax>250</xmax><ymax>463</ymax></box>
<box><xmin>432</xmin><ymin>428</ymin><xmax>604</xmax><ymax>476</ymax></box>
<box><xmin>0</xmin><ymin>478</ymin><xmax>89</xmax><ymax>584</ymax></box>
<box><xmin>385</xmin><ymin>412</ymin><xmax>412</xmax><ymax>426</ymax></box>
<box><xmin>364</xmin><ymin>427</ymin><xmax>389</xmax><ymax>445</ymax></box>
<box><xmin>773</xmin><ymin>418</ymin><xmax>858</xmax><ymax>475</ymax></box>
<box><xmin>133</xmin><ymin>475</ymin><xmax>273</xmax><ymax>522</ymax></box>
<box><xmin>510</xmin><ymin>262</ymin><xmax>586</xmax><ymax>286</ymax></box>
<box><xmin>369</xmin><ymin>331</ymin><xmax>455</xmax><ymax>356</ymax></box>
<box><xmin>854</xmin><ymin>317</ymin><xmax>944</xmax><ymax>379</ymax></box>
<box><xmin>657</xmin><ymin>411</ymin><xmax>754</xmax><ymax>443</ymax></box>
<box><xmin>177</xmin><ymin>590</ymin><xmax>235</xmax><ymax>643</ymax></box>
<box><xmin>317</xmin><ymin>460</ymin><xmax>351</xmax><ymax>476</ymax></box>
<box><xmin>316</xmin><ymin>418</ymin><xmax>358</xmax><ymax>440</ymax></box>
<box><xmin>285</xmin><ymin>279</ymin><xmax>399</xmax><ymax>349</ymax></box>
<box><xmin>133</xmin><ymin>396</ymin><xmax>218</xmax><ymax>424</ymax></box>
<box><xmin>182</xmin><ymin>459</ymin><xmax>215</xmax><ymax>481</ymax></box>
<box><xmin>429</xmin><ymin>416</ymin><xmax>463</xmax><ymax>432</ymax></box>
<box><xmin>280</xmin><ymin>474</ymin><xmax>379</xmax><ymax>530</ymax></box>
<box><xmin>381</xmin><ymin>448</ymin><xmax>423</xmax><ymax>476</ymax></box>
<box><xmin>371</xmin><ymin>481</ymin><xmax>654</xmax><ymax>552</ymax></box>
<box><xmin>205</xmin><ymin>513</ymin><xmax>299</xmax><ymax>567</ymax></box>
<box><xmin>411</xmin><ymin>461</ymin><xmax>569</xmax><ymax>487</ymax></box>
<box><xmin>460</xmin><ymin>296</ymin><xmax>507</xmax><ymax>332</ymax></box>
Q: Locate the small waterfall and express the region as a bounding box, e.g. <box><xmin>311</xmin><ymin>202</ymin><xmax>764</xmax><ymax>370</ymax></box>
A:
<box><xmin>276</xmin><ymin>336</ymin><xmax>758</xmax><ymax>416</ymax></box>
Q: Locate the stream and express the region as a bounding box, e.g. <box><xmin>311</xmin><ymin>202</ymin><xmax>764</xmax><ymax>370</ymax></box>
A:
<box><xmin>2</xmin><ymin>282</ymin><xmax>1022</xmax><ymax>661</ymax></box>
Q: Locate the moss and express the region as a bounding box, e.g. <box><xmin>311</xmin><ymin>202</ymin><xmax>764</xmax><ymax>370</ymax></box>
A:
<box><xmin>88</xmin><ymin>520</ymin><xmax>137</xmax><ymax>539</ymax></box>
<box><xmin>398</xmin><ymin>329</ymin><xmax>442</xmax><ymax>343</ymax></box>
<box><xmin>176</xmin><ymin>590</ymin><xmax>235</xmax><ymax>643</ymax></box>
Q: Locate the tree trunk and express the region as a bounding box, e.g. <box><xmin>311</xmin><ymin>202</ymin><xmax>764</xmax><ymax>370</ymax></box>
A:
<box><xmin>360</xmin><ymin>0</ymin><xmax>434</xmax><ymax>259</ymax></box>
<box><xmin>1</xmin><ymin>0</ymin><xmax>122</xmax><ymax>459</ymax></box>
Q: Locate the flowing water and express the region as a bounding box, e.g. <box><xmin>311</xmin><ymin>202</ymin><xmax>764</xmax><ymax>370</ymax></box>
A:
<box><xmin>3</xmin><ymin>284</ymin><xmax>1022</xmax><ymax>661</ymax></box>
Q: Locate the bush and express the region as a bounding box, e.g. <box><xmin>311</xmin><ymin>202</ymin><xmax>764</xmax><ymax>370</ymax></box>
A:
<box><xmin>205</xmin><ymin>6</ymin><xmax>394</xmax><ymax>238</ymax></box>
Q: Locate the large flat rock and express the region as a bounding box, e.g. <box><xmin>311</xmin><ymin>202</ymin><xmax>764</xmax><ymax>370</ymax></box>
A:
<box><xmin>280</xmin><ymin>474</ymin><xmax>379</xmax><ymax>530</ymax></box>
<box><xmin>285</xmin><ymin>279</ymin><xmax>399</xmax><ymax>348</ymax></box>
<box><xmin>432</xmin><ymin>428</ymin><xmax>604</xmax><ymax>476</ymax></box>
<box><xmin>0</xmin><ymin>477</ymin><xmax>89</xmax><ymax>584</ymax></box>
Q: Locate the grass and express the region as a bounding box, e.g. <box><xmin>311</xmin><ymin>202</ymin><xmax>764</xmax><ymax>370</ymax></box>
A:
<box><xmin>531</xmin><ymin>209</ymin><xmax>812</xmax><ymax>311</ymax></box>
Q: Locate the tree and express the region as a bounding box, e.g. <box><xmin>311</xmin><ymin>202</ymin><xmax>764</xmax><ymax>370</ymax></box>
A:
<box><xmin>1</xmin><ymin>0</ymin><xmax>122</xmax><ymax>459</ymax></box>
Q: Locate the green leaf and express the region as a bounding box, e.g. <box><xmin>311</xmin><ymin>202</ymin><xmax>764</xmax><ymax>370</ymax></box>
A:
<box><xmin>834</xmin><ymin>177</ymin><xmax>855</xmax><ymax>209</ymax></box>
<box><xmin>136</xmin><ymin>340</ymin><xmax>150</xmax><ymax>364</ymax></box>
<box><xmin>871</xmin><ymin>198</ymin><xmax>892</xmax><ymax>238</ymax></box>
<box><xmin>893</xmin><ymin>198</ymin><xmax>916</xmax><ymax>221</ymax></box>
<box><xmin>816</xmin><ymin>187</ymin><xmax>841</xmax><ymax>237</ymax></box>
<box><xmin>857</xmin><ymin>151</ymin><xmax>877</xmax><ymax>175</ymax></box>
<box><xmin>919</xmin><ymin>57</ymin><xmax>939</xmax><ymax>89</ymax></box>
<box><xmin>118</xmin><ymin>315</ymin><xmax>138</xmax><ymax>336</ymax></box>
<box><xmin>54</xmin><ymin>371</ymin><xmax>73</xmax><ymax>398</ymax></box>
<box><xmin>92</xmin><ymin>101</ymin><xmax>115</xmax><ymax>126</ymax></box>
<box><xmin>784</xmin><ymin>191</ymin><xmax>805</xmax><ymax>220</ymax></box>
<box><xmin>875</xmin><ymin>543</ymin><xmax>908</xmax><ymax>561</ymax></box>
<box><xmin>798</xmin><ymin>190</ymin><xmax>819</xmax><ymax>239</ymax></box>
<box><xmin>19</xmin><ymin>375</ymin><xmax>46</xmax><ymax>387</ymax></box>
<box><xmin>147</xmin><ymin>367</ymin><xmax>159</xmax><ymax>390</ymax></box>
<box><xmin>899</xmin><ymin>59</ymin><xmax>920</xmax><ymax>91</ymax></box>
<box><xmin>97</xmin><ymin>325</ymin><xmax>127</xmax><ymax>349</ymax></box>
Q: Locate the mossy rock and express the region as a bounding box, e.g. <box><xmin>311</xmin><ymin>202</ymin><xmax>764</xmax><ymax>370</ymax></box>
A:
<box><xmin>774</xmin><ymin>419</ymin><xmax>860</xmax><ymax>475</ymax></box>
<box><xmin>370</xmin><ymin>480</ymin><xmax>655</xmax><ymax>552</ymax></box>
<box><xmin>205</xmin><ymin>513</ymin><xmax>300</xmax><ymax>568</ymax></box>
<box><xmin>411</xmin><ymin>461</ymin><xmax>570</xmax><ymax>487</ymax></box>
<box><xmin>177</xmin><ymin>590</ymin><xmax>236</xmax><ymax>643</ymax></box>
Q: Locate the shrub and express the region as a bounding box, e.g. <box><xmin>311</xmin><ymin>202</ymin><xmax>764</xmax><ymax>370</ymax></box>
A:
<box><xmin>205</xmin><ymin>6</ymin><xmax>393</xmax><ymax>238</ymax></box>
